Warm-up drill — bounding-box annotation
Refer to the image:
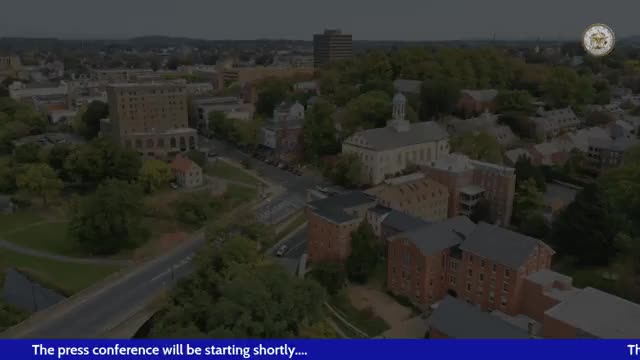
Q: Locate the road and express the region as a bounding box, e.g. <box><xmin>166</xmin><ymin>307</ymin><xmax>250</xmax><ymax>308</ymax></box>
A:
<box><xmin>6</xmin><ymin>137</ymin><xmax>319</xmax><ymax>338</ymax></box>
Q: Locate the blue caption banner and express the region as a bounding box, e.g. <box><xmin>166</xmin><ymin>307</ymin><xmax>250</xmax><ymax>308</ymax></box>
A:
<box><xmin>0</xmin><ymin>340</ymin><xmax>638</xmax><ymax>360</ymax></box>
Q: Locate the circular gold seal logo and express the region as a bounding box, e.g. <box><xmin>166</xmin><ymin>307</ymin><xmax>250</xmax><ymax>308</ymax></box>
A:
<box><xmin>582</xmin><ymin>24</ymin><xmax>615</xmax><ymax>57</ymax></box>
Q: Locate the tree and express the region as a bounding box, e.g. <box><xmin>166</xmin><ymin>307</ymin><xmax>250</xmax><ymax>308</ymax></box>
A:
<box><xmin>470</xmin><ymin>198</ymin><xmax>493</xmax><ymax>224</ymax></box>
<box><xmin>346</xmin><ymin>222</ymin><xmax>380</xmax><ymax>284</ymax></box>
<box><xmin>542</xmin><ymin>68</ymin><xmax>594</xmax><ymax>108</ymax></box>
<box><xmin>514</xmin><ymin>156</ymin><xmax>546</xmax><ymax>191</ymax></box>
<box><xmin>329</xmin><ymin>153</ymin><xmax>363</xmax><ymax>188</ymax></box>
<box><xmin>342</xmin><ymin>91</ymin><xmax>391</xmax><ymax>134</ymax></box>
<box><xmin>419</xmin><ymin>78</ymin><xmax>461</xmax><ymax>120</ymax></box>
<box><xmin>139</xmin><ymin>159</ymin><xmax>172</xmax><ymax>193</ymax></box>
<box><xmin>520</xmin><ymin>212</ymin><xmax>550</xmax><ymax>239</ymax></box>
<box><xmin>495</xmin><ymin>90</ymin><xmax>534</xmax><ymax>114</ymax></box>
<box><xmin>16</xmin><ymin>164</ymin><xmax>63</xmax><ymax>206</ymax></box>
<box><xmin>551</xmin><ymin>184</ymin><xmax>623</xmax><ymax>266</ymax></box>
<box><xmin>185</xmin><ymin>150</ymin><xmax>206</xmax><ymax>167</ymax></box>
<box><xmin>76</xmin><ymin>101</ymin><xmax>108</xmax><ymax>139</ymax></box>
<box><xmin>600</xmin><ymin>162</ymin><xmax>640</xmax><ymax>234</ymax></box>
<box><xmin>13</xmin><ymin>143</ymin><xmax>43</xmax><ymax>163</ymax></box>
<box><xmin>64</xmin><ymin>139</ymin><xmax>141</xmax><ymax>185</ymax></box>
<box><xmin>47</xmin><ymin>143</ymin><xmax>73</xmax><ymax>172</ymax></box>
<box><xmin>255</xmin><ymin>78</ymin><xmax>290</xmax><ymax>116</ymax></box>
<box><xmin>450</xmin><ymin>132</ymin><xmax>503</xmax><ymax>164</ymax></box>
<box><xmin>69</xmin><ymin>179</ymin><xmax>148</xmax><ymax>255</ymax></box>
<box><xmin>512</xmin><ymin>179</ymin><xmax>544</xmax><ymax>226</ymax></box>
<box><xmin>0</xmin><ymin>159</ymin><xmax>16</xmax><ymax>193</ymax></box>
<box><xmin>309</xmin><ymin>261</ymin><xmax>346</xmax><ymax>295</ymax></box>
<box><xmin>302</xmin><ymin>98</ymin><xmax>339</xmax><ymax>164</ymax></box>
<box><xmin>498</xmin><ymin>112</ymin><xmax>537</xmax><ymax>140</ymax></box>
<box><xmin>148</xmin><ymin>233</ymin><xmax>326</xmax><ymax>338</ymax></box>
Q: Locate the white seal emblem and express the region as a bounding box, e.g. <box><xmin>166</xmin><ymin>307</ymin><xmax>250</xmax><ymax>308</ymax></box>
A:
<box><xmin>582</xmin><ymin>24</ymin><xmax>615</xmax><ymax>57</ymax></box>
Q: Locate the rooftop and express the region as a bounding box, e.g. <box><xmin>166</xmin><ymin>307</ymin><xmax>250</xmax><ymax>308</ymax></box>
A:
<box><xmin>307</xmin><ymin>191</ymin><xmax>376</xmax><ymax>224</ymax></box>
<box><xmin>430</xmin><ymin>296</ymin><xmax>529</xmax><ymax>339</ymax></box>
<box><xmin>459</xmin><ymin>222</ymin><xmax>547</xmax><ymax>269</ymax></box>
<box><xmin>171</xmin><ymin>155</ymin><xmax>198</xmax><ymax>173</ymax></box>
<box><xmin>393</xmin><ymin>216</ymin><xmax>475</xmax><ymax>256</ymax></box>
<box><xmin>461</xmin><ymin>89</ymin><xmax>498</xmax><ymax>102</ymax></box>
<box><xmin>393</xmin><ymin>79</ymin><xmax>422</xmax><ymax>94</ymax></box>
<box><xmin>545</xmin><ymin>287</ymin><xmax>640</xmax><ymax>338</ymax></box>
<box><xmin>381</xmin><ymin>210</ymin><xmax>430</xmax><ymax>233</ymax></box>
<box><xmin>345</xmin><ymin>121</ymin><xmax>448</xmax><ymax>151</ymax></box>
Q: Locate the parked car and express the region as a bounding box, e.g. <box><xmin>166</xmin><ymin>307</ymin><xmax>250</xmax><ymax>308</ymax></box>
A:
<box><xmin>170</xmin><ymin>182</ymin><xmax>179</xmax><ymax>190</ymax></box>
<box><xmin>276</xmin><ymin>245</ymin><xmax>288</xmax><ymax>257</ymax></box>
<box><xmin>207</xmin><ymin>151</ymin><xmax>218</xmax><ymax>158</ymax></box>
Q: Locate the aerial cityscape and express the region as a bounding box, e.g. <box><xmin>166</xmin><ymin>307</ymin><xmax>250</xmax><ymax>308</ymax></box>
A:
<box><xmin>0</xmin><ymin>2</ymin><xmax>639</xmax><ymax>340</ymax></box>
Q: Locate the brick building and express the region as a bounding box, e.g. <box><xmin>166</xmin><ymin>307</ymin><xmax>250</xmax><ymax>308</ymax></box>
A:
<box><xmin>364</xmin><ymin>173</ymin><xmax>449</xmax><ymax>223</ymax></box>
<box><xmin>107</xmin><ymin>83</ymin><xmax>197</xmax><ymax>156</ymax></box>
<box><xmin>306</xmin><ymin>192</ymin><xmax>377</xmax><ymax>263</ymax></box>
<box><xmin>422</xmin><ymin>154</ymin><xmax>516</xmax><ymax>226</ymax></box>
<box><xmin>260</xmin><ymin>101</ymin><xmax>306</xmax><ymax>162</ymax></box>
<box><xmin>457</xmin><ymin>89</ymin><xmax>498</xmax><ymax>116</ymax></box>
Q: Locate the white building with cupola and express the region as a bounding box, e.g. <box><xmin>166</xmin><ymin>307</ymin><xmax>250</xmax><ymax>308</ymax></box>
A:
<box><xmin>342</xmin><ymin>93</ymin><xmax>451</xmax><ymax>185</ymax></box>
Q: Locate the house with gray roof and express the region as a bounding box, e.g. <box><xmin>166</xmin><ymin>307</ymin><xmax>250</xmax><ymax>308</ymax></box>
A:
<box><xmin>342</xmin><ymin>93</ymin><xmax>450</xmax><ymax>184</ymax></box>
<box><xmin>531</xmin><ymin>107</ymin><xmax>581</xmax><ymax>140</ymax></box>
<box><xmin>430</xmin><ymin>296</ymin><xmax>530</xmax><ymax>338</ymax></box>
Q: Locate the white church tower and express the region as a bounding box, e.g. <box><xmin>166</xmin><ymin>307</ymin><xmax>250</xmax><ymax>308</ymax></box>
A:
<box><xmin>388</xmin><ymin>92</ymin><xmax>410</xmax><ymax>132</ymax></box>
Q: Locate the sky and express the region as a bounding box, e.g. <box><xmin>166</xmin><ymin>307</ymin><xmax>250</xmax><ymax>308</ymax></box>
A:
<box><xmin>0</xmin><ymin>0</ymin><xmax>638</xmax><ymax>41</ymax></box>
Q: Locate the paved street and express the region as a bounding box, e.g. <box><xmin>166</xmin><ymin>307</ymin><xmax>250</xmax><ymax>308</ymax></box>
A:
<box><xmin>6</xmin><ymin>137</ymin><xmax>321</xmax><ymax>338</ymax></box>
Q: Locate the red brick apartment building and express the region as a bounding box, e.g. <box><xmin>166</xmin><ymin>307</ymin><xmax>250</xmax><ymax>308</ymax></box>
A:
<box><xmin>457</xmin><ymin>89</ymin><xmax>498</xmax><ymax>116</ymax></box>
<box><xmin>422</xmin><ymin>154</ymin><xmax>515</xmax><ymax>226</ymax></box>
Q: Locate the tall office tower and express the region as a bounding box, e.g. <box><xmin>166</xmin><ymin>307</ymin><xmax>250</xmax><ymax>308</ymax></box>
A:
<box><xmin>107</xmin><ymin>82</ymin><xmax>197</xmax><ymax>156</ymax></box>
<box><xmin>313</xmin><ymin>29</ymin><xmax>353</xmax><ymax>68</ymax></box>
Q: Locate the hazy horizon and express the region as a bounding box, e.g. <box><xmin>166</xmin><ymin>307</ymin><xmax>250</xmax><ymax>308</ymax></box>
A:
<box><xmin>0</xmin><ymin>0</ymin><xmax>637</xmax><ymax>41</ymax></box>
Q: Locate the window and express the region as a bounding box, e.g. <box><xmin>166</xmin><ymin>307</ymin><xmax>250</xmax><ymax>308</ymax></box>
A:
<box><xmin>501</xmin><ymin>296</ymin><xmax>508</xmax><ymax>307</ymax></box>
<box><xmin>489</xmin><ymin>291</ymin><xmax>495</xmax><ymax>303</ymax></box>
<box><xmin>503</xmin><ymin>283</ymin><xmax>509</xmax><ymax>292</ymax></box>
<box><xmin>479</xmin><ymin>273</ymin><xmax>484</xmax><ymax>281</ymax></box>
<box><xmin>450</xmin><ymin>262</ymin><xmax>457</xmax><ymax>270</ymax></box>
<box><xmin>466</xmin><ymin>283</ymin><xmax>471</xmax><ymax>291</ymax></box>
<box><xmin>468</xmin><ymin>269</ymin><xmax>473</xmax><ymax>277</ymax></box>
<box><xmin>450</xmin><ymin>276</ymin><xmax>456</xmax><ymax>286</ymax></box>
<box><xmin>469</xmin><ymin>255</ymin><xmax>473</xmax><ymax>263</ymax></box>
<box><xmin>480</xmin><ymin>260</ymin><xmax>485</xmax><ymax>268</ymax></box>
<box><xmin>505</xmin><ymin>269</ymin><xmax>511</xmax><ymax>279</ymax></box>
<box><xmin>492</xmin><ymin>264</ymin><xmax>497</xmax><ymax>273</ymax></box>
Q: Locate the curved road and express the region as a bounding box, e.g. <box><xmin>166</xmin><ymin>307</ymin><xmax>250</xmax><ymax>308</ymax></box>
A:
<box><xmin>4</xmin><ymin>138</ymin><xmax>321</xmax><ymax>338</ymax></box>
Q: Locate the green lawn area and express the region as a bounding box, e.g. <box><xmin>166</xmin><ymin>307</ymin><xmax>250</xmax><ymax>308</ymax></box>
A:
<box><xmin>0</xmin><ymin>249</ymin><xmax>121</xmax><ymax>296</ymax></box>
<box><xmin>0</xmin><ymin>212</ymin><xmax>44</xmax><ymax>234</ymax></box>
<box><xmin>205</xmin><ymin>160</ymin><xmax>260</xmax><ymax>186</ymax></box>
<box><xmin>1</xmin><ymin>222</ymin><xmax>89</xmax><ymax>257</ymax></box>
<box><xmin>222</xmin><ymin>184</ymin><xmax>258</xmax><ymax>209</ymax></box>
<box><xmin>329</xmin><ymin>291</ymin><xmax>390</xmax><ymax>337</ymax></box>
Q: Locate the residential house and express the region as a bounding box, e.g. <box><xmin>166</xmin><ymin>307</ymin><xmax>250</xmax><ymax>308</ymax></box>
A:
<box><xmin>504</xmin><ymin>148</ymin><xmax>532</xmax><ymax>167</ymax></box>
<box><xmin>364</xmin><ymin>173</ymin><xmax>449</xmax><ymax>222</ymax></box>
<box><xmin>293</xmin><ymin>80</ymin><xmax>319</xmax><ymax>94</ymax></box>
<box><xmin>586</xmin><ymin>137</ymin><xmax>639</xmax><ymax>171</ymax></box>
<box><xmin>527</xmin><ymin>142</ymin><xmax>568</xmax><ymax>167</ymax></box>
<box><xmin>342</xmin><ymin>93</ymin><xmax>450</xmax><ymax>185</ymax></box>
<box><xmin>457</xmin><ymin>89</ymin><xmax>498</xmax><ymax>116</ymax></box>
<box><xmin>171</xmin><ymin>154</ymin><xmax>203</xmax><ymax>188</ymax></box>
<box><xmin>422</xmin><ymin>154</ymin><xmax>516</xmax><ymax>226</ymax></box>
<box><xmin>444</xmin><ymin>112</ymin><xmax>519</xmax><ymax>148</ymax></box>
<box><xmin>260</xmin><ymin>101</ymin><xmax>305</xmax><ymax>162</ymax></box>
<box><xmin>531</xmin><ymin>107</ymin><xmax>580</xmax><ymax>140</ymax></box>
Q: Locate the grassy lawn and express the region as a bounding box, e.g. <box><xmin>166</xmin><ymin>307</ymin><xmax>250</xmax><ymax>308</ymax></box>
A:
<box><xmin>1</xmin><ymin>222</ymin><xmax>90</xmax><ymax>257</ymax></box>
<box><xmin>329</xmin><ymin>291</ymin><xmax>390</xmax><ymax>337</ymax></box>
<box><xmin>205</xmin><ymin>160</ymin><xmax>260</xmax><ymax>186</ymax></box>
<box><xmin>0</xmin><ymin>212</ymin><xmax>44</xmax><ymax>234</ymax></box>
<box><xmin>0</xmin><ymin>249</ymin><xmax>121</xmax><ymax>296</ymax></box>
<box><xmin>222</xmin><ymin>184</ymin><xmax>258</xmax><ymax>209</ymax></box>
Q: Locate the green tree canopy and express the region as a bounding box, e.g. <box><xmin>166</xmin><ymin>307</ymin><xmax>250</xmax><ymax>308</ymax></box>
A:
<box><xmin>69</xmin><ymin>179</ymin><xmax>148</xmax><ymax>255</ymax></box>
<box><xmin>495</xmin><ymin>90</ymin><xmax>534</xmax><ymax>114</ymax></box>
<box><xmin>64</xmin><ymin>139</ymin><xmax>142</xmax><ymax>185</ymax></box>
<box><xmin>419</xmin><ymin>78</ymin><xmax>461</xmax><ymax>120</ymax></box>
<box><xmin>450</xmin><ymin>132</ymin><xmax>503</xmax><ymax>164</ymax></box>
<box><xmin>512</xmin><ymin>178</ymin><xmax>544</xmax><ymax>226</ymax></box>
<box><xmin>346</xmin><ymin>221</ymin><xmax>380</xmax><ymax>284</ymax></box>
<box><xmin>255</xmin><ymin>78</ymin><xmax>291</xmax><ymax>116</ymax></box>
<box><xmin>302</xmin><ymin>98</ymin><xmax>339</xmax><ymax>164</ymax></box>
<box><xmin>342</xmin><ymin>91</ymin><xmax>391</xmax><ymax>134</ymax></box>
<box><xmin>139</xmin><ymin>159</ymin><xmax>172</xmax><ymax>193</ymax></box>
<box><xmin>77</xmin><ymin>101</ymin><xmax>108</xmax><ymax>139</ymax></box>
<box><xmin>16</xmin><ymin>163</ymin><xmax>63</xmax><ymax>206</ymax></box>
<box><xmin>329</xmin><ymin>153</ymin><xmax>363</xmax><ymax>188</ymax></box>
